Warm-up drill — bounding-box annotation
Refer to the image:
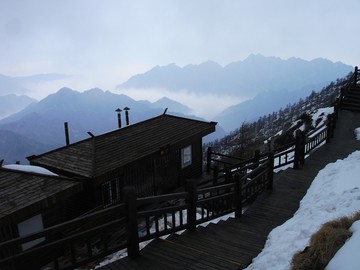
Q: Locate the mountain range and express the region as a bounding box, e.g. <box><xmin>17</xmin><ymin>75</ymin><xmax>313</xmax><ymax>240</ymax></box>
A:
<box><xmin>118</xmin><ymin>54</ymin><xmax>352</xmax><ymax>98</ymax></box>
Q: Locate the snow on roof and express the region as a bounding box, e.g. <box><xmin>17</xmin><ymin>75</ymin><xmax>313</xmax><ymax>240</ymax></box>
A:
<box><xmin>355</xmin><ymin>127</ymin><xmax>360</xmax><ymax>140</ymax></box>
<box><xmin>2</xmin><ymin>164</ymin><xmax>59</xmax><ymax>176</ymax></box>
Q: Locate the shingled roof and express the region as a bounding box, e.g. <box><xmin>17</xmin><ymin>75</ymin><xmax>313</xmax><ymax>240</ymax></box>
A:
<box><xmin>28</xmin><ymin>114</ymin><xmax>216</xmax><ymax>178</ymax></box>
<box><xmin>0</xmin><ymin>166</ymin><xmax>82</xmax><ymax>224</ymax></box>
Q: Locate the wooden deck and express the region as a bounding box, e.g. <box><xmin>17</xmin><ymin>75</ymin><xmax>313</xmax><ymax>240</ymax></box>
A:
<box><xmin>98</xmin><ymin>110</ymin><xmax>360</xmax><ymax>270</ymax></box>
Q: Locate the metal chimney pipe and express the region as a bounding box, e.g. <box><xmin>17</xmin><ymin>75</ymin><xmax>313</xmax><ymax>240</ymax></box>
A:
<box><xmin>64</xmin><ymin>122</ymin><xmax>70</xmax><ymax>146</ymax></box>
<box><xmin>124</xmin><ymin>107</ymin><xmax>130</xmax><ymax>126</ymax></box>
<box><xmin>115</xmin><ymin>108</ymin><xmax>122</xmax><ymax>128</ymax></box>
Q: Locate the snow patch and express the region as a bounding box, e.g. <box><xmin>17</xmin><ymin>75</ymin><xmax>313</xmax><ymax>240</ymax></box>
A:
<box><xmin>2</xmin><ymin>164</ymin><xmax>59</xmax><ymax>176</ymax></box>
<box><xmin>355</xmin><ymin>127</ymin><xmax>360</xmax><ymax>140</ymax></box>
<box><xmin>326</xmin><ymin>220</ymin><xmax>360</xmax><ymax>270</ymax></box>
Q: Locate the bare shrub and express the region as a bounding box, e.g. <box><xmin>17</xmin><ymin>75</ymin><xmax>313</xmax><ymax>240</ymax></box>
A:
<box><xmin>291</xmin><ymin>212</ymin><xmax>360</xmax><ymax>270</ymax></box>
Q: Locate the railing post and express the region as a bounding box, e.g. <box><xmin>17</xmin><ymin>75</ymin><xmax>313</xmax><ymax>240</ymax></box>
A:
<box><xmin>326</xmin><ymin>114</ymin><xmax>334</xmax><ymax>143</ymax></box>
<box><xmin>333</xmin><ymin>99</ymin><xmax>339</xmax><ymax>121</ymax></box>
<box><xmin>300</xmin><ymin>131</ymin><xmax>305</xmax><ymax>165</ymax></box>
<box><xmin>340</xmin><ymin>87</ymin><xmax>344</xmax><ymax>108</ymax></box>
<box><xmin>330</xmin><ymin>113</ymin><xmax>335</xmax><ymax>136</ymax></box>
<box><xmin>354</xmin><ymin>66</ymin><xmax>358</xmax><ymax>85</ymax></box>
<box><xmin>123</xmin><ymin>186</ymin><xmax>140</xmax><ymax>258</ymax></box>
<box><xmin>206</xmin><ymin>147</ymin><xmax>212</xmax><ymax>174</ymax></box>
<box><xmin>213</xmin><ymin>165</ymin><xmax>219</xmax><ymax>178</ymax></box>
<box><xmin>294</xmin><ymin>130</ymin><xmax>305</xmax><ymax>169</ymax></box>
<box><xmin>234</xmin><ymin>174</ymin><xmax>242</xmax><ymax>218</ymax></box>
<box><xmin>225</xmin><ymin>169</ymin><xmax>232</xmax><ymax>183</ymax></box>
<box><xmin>267</xmin><ymin>151</ymin><xmax>274</xmax><ymax>190</ymax></box>
<box><xmin>186</xmin><ymin>179</ymin><xmax>197</xmax><ymax>231</ymax></box>
<box><xmin>253</xmin><ymin>149</ymin><xmax>260</xmax><ymax>169</ymax></box>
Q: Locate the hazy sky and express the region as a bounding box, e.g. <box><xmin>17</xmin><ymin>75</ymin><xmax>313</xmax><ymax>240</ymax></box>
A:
<box><xmin>1</xmin><ymin>0</ymin><xmax>359</xmax><ymax>114</ymax></box>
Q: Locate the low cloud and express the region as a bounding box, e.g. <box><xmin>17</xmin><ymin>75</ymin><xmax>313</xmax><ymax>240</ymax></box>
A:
<box><xmin>117</xmin><ymin>87</ymin><xmax>246</xmax><ymax>120</ymax></box>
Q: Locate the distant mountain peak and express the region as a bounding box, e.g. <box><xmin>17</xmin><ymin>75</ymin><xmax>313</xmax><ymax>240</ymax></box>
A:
<box><xmin>84</xmin><ymin>88</ymin><xmax>104</xmax><ymax>94</ymax></box>
<box><xmin>58</xmin><ymin>87</ymin><xmax>76</xmax><ymax>93</ymax></box>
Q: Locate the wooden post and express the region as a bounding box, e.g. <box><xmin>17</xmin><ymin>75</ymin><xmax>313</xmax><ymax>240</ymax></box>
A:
<box><xmin>213</xmin><ymin>165</ymin><xmax>218</xmax><ymax>178</ymax></box>
<box><xmin>253</xmin><ymin>150</ymin><xmax>260</xmax><ymax>169</ymax></box>
<box><xmin>267</xmin><ymin>151</ymin><xmax>274</xmax><ymax>190</ymax></box>
<box><xmin>354</xmin><ymin>66</ymin><xmax>358</xmax><ymax>85</ymax></box>
<box><xmin>333</xmin><ymin>99</ymin><xmax>339</xmax><ymax>120</ymax></box>
<box><xmin>225</xmin><ymin>169</ymin><xmax>232</xmax><ymax>183</ymax></box>
<box><xmin>299</xmin><ymin>131</ymin><xmax>305</xmax><ymax>165</ymax></box>
<box><xmin>206</xmin><ymin>147</ymin><xmax>212</xmax><ymax>174</ymax></box>
<box><xmin>340</xmin><ymin>87</ymin><xmax>344</xmax><ymax>108</ymax></box>
<box><xmin>326</xmin><ymin>114</ymin><xmax>335</xmax><ymax>142</ymax></box>
<box><xmin>186</xmin><ymin>179</ymin><xmax>197</xmax><ymax>231</ymax></box>
<box><xmin>294</xmin><ymin>130</ymin><xmax>305</xmax><ymax>169</ymax></box>
<box><xmin>234</xmin><ymin>174</ymin><xmax>242</xmax><ymax>218</ymax></box>
<box><xmin>123</xmin><ymin>186</ymin><xmax>140</xmax><ymax>258</ymax></box>
<box><xmin>331</xmin><ymin>113</ymin><xmax>335</xmax><ymax>138</ymax></box>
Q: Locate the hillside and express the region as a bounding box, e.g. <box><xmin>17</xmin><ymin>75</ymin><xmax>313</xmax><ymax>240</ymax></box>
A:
<box><xmin>206</xmin><ymin>74</ymin><xmax>350</xmax><ymax>159</ymax></box>
<box><xmin>0</xmin><ymin>94</ymin><xmax>37</xmax><ymax>119</ymax></box>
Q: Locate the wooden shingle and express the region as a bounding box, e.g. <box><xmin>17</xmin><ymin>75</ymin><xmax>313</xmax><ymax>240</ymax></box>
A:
<box><xmin>28</xmin><ymin>114</ymin><xmax>216</xmax><ymax>178</ymax></box>
<box><xmin>0</xmin><ymin>167</ymin><xmax>82</xmax><ymax>225</ymax></box>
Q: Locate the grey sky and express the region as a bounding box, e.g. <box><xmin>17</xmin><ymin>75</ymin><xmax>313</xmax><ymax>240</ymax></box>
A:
<box><xmin>1</xmin><ymin>0</ymin><xmax>359</xmax><ymax>101</ymax></box>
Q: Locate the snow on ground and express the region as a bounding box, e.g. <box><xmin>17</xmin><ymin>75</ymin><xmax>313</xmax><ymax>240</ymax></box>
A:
<box><xmin>245</xmin><ymin>150</ymin><xmax>360</xmax><ymax>270</ymax></box>
<box><xmin>311</xmin><ymin>107</ymin><xmax>334</xmax><ymax>128</ymax></box>
<box><xmin>2</xmin><ymin>164</ymin><xmax>59</xmax><ymax>176</ymax></box>
<box><xmin>326</xmin><ymin>220</ymin><xmax>360</xmax><ymax>270</ymax></box>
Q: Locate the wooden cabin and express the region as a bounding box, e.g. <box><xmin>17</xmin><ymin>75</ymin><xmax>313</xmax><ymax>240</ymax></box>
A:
<box><xmin>28</xmin><ymin>114</ymin><xmax>216</xmax><ymax>209</ymax></box>
<box><xmin>0</xmin><ymin>165</ymin><xmax>81</xmax><ymax>250</ymax></box>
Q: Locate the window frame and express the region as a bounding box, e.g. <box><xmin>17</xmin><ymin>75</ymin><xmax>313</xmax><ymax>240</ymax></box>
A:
<box><xmin>181</xmin><ymin>145</ymin><xmax>192</xmax><ymax>168</ymax></box>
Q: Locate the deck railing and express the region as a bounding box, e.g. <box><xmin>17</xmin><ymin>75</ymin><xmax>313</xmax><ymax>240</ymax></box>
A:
<box><xmin>0</xmin><ymin>69</ymin><xmax>352</xmax><ymax>270</ymax></box>
<box><xmin>340</xmin><ymin>66</ymin><xmax>359</xmax><ymax>104</ymax></box>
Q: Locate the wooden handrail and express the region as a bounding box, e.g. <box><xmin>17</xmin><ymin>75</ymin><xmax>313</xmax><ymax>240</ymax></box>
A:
<box><xmin>340</xmin><ymin>66</ymin><xmax>359</xmax><ymax>105</ymax></box>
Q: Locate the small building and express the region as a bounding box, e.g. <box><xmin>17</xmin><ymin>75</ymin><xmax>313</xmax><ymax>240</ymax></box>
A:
<box><xmin>28</xmin><ymin>114</ymin><xmax>216</xmax><ymax>209</ymax></box>
<box><xmin>0</xmin><ymin>165</ymin><xmax>81</xmax><ymax>250</ymax></box>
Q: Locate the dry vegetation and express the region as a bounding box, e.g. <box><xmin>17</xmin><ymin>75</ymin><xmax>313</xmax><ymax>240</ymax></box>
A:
<box><xmin>291</xmin><ymin>212</ymin><xmax>360</xmax><ymax>270</ymax></box>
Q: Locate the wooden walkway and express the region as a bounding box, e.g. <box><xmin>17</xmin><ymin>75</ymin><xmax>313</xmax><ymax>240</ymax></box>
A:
<box><xmin>99</xmin><ymin>110</ymin><xmax>360</xmax><ymax>270</ymax></box>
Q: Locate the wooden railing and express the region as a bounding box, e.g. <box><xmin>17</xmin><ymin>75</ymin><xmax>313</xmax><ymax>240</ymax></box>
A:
<box><xmin>340</xmin><ymin>66</ymin><xmax>359</xmax><ymax>104</ymax></box>
<box><xmin>0</xmin><ymin>83</ymin><xmax>346</xmax><ymax>270</ymax></box>
<box><xmin>0</xmin><ymin>203</ymin><xmax>128</xmax><ymax>270</ymax></box>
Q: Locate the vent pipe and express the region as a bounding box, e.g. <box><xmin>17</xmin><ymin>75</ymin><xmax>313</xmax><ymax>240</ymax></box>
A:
<box><xmin>124</xmin><ymin>107</ymin><xmax>130</xmax><ymax>126</ymax></box>
<box><xmin>64</xmin><ymin>122</ymin><xmax>70</xmax><ymax>146</ymax></box>
<box><xmin>115</xmin><ymin>108</ymin><xmax>122</xmax><ymax>128</ymax></box>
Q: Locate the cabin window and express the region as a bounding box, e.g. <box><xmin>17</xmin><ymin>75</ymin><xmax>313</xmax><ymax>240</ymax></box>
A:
<box><xmin>102</xmin><ymin>178</ymin><xmax>122</xmax><ymax>207</ymax></box>
<box><xmin>17</xmin><ymin>214</ymin><xmax>45</xmax><ymax>250</ymax></box>
<box><xmin>181</xmin><ymin>145</ymin><xmax>192</xmax><ymax>168</ymax></box>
